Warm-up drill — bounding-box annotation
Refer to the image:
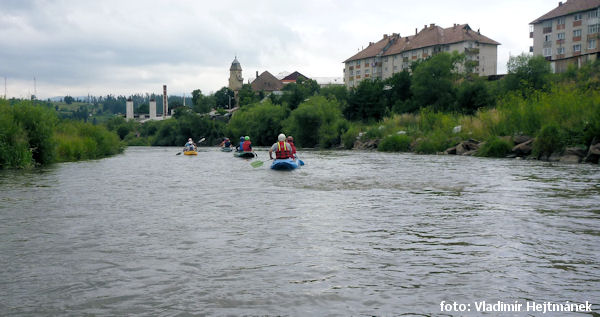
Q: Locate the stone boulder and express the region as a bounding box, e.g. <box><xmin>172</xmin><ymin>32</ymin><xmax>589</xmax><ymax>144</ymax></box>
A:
<box><xmin>559</xmin><ymin>147</ymin><xmax>586</xmax><ymax>163</ymax></box>
<box><xmin>584</xmin><ymin>141</ymin><xmax>600</xmax><ymax>164</ymax></box>
<box><xmin>353</xmin><ymin>138</ymin><xmax>380</xmax><ymax>150</ymax></box>
<box><xmin>513</xmin><ymin>135</ymin><xmax>533</xmax><ymax>145</ymax></box>
<box><xmin>456</xmin><ymin>139</ymin><xmax>480</xmax><ymax>155</ymax></box>
<box><xmin>512</xmin><ymin>139</ymin><xmax>534</xmax><ymax>157</ymax></box>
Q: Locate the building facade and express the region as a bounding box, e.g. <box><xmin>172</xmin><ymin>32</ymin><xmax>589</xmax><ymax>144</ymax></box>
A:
<box><xmin>343</xmin><ymin>24</ymin><xmax>500</xmax><ymax>89</ymax></box>
<box><xmin>530</xmin><ymin>0</ymin><xmax>600</xmax><ymax>73</ymax></box>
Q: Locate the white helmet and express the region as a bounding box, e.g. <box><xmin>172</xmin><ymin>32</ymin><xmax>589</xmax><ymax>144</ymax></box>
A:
<box><xmin>278</xmin><ymin>133</ymin><xmax>286</xmax><ymax>142</ymax></box>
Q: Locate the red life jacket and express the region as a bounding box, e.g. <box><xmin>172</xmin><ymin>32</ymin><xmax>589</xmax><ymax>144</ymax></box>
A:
<box><xmin>242</xmin><ymin>140</ymin><xmax>252</xmax><ymax>151</ymax></box>
<box><xmin>275</xmin><ymin>141</ymin><xmax>292</xmax><ymax>159</ymax></box>
<box><xmin>288</xmin><ymin>141</ymin><xmax>297</xmax><ymax>155</ymax></box>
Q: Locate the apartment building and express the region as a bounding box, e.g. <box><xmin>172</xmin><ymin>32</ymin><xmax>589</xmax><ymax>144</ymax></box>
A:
<box><xmin>343</xmin><ymin>24</ymin><xmax>500</xmax><ymax>89</ymax></box>
<box><xmin>530</xmin><ymin>0</ymin><xmax>600</xmax><ymax>72</ymax></box>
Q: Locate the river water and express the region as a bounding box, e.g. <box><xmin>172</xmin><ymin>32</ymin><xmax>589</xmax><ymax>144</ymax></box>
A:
<box><xmin>1</xmin><ymin>146</ymin><xmax>599</xmax><ymax>316</ymax></box>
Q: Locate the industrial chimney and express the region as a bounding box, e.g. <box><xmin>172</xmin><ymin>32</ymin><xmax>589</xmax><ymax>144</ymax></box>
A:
<box><xmin>126</xmin><ymin>98</ymin><xmax>133</xmax><ymax>120</ymax></box>
<box><xmin>149</xmin><ymin>98</ymin><xmax>156</xmax><ymax>119</ymax></box>
<box><xmin>162</xmin><ymin>85</ymin><xmax>168</xmax><ymax>118</ymax></box>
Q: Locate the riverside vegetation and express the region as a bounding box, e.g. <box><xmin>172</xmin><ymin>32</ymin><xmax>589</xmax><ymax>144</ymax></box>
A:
<box><xmin>0</xmin><ymin>99</ymin><xmax>123</xmax><ymax>169</ymax></box>
<box><xmin>106</xmin><ymin>53</ymin><xmax>599</xmax><ymax>164</ymax></box>
<box><xmin>2</xmin><ymin>53</ymin><xmax>598</xmax><ymax>169</ymax></box>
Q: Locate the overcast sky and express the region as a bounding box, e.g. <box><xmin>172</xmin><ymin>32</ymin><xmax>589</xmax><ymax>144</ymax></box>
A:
<box><xmin>1</xmin><ymin>0</ymin><xmax>557</xmax><ymax>99</ymax></box>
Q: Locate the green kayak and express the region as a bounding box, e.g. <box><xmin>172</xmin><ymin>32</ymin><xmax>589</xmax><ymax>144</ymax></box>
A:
<box><xmin>234</xmin><ymin>151</ymin><xmax>256</xmax><ymax>158</ymax></box>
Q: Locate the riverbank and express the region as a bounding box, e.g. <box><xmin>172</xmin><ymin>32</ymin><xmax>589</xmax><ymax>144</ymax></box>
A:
<box><xmin>349</xmin><ymin>84</ymin><xmax>600</xmax><ymax>164</ymax></box>
<box><xmin>0</xmin><ymin>99</ymin><xmax>124</xmax><ymax>169</ymax></box>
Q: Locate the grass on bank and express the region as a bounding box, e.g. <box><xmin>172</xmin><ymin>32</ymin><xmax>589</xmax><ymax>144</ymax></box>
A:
<box><xmin>368</xmin><ymin>84</ymin><xmax>600</xmax><ymax>157</ymax></box>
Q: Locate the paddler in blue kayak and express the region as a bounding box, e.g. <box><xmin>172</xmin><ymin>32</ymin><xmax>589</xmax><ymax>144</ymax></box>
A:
<box><xmin>269</xmin><ymin>133</ymin><xmax>293</xmax><ymax>160</ymax></box>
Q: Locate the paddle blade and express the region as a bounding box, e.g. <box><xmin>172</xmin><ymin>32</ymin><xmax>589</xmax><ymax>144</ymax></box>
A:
<box><xmin>251</xmin><ymin>160</ymin><xmax>264</xmax><ymax>168</ymax></box>
<box><xmin>198</xmin><ymin>138</ymin><xmax>206</xmax><ymax>143</ymax></box>
<box><xmin>176</xmin><ymin>152</ymin><xmax>182</xmax><ymax>155</ymax></box>
<box><xmin>298</xmin><ymin>159</ymin><xmax>305</xmax><ymax>166</ymax></box>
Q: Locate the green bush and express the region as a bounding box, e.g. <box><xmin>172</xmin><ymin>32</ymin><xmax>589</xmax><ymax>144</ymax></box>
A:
<box><xmin>413</xmin><ymin>131</ymin><xmax>451</xmax><ymax>154</ymax></box>
<box><xmin>340</xmin><ymin>124</ymin><xmax>361</xmax><ymax>149</ymax></box>
<box><xmin>476</xmin><ymin>136</ymin><xmax>513</xmax><ymax>157</ymax></box>
<box><xmin>378</xmin><ymin>134</ymin><xmax>412</xmax><ymax>152</ymax></box>
<box><xmin>533</xmin><ymin>124</ymin><xmax>564</xmax><ymax>157</ymax></box>
<box><xmin>11</xmin><ymin>101</ymin><xmax>57</xmax><ymax>165</ymax></box>
<box><xmin>285</xmin><ymin>96</ymin><xmax>347</xmax><ymax>148</ymax></box>
<box><xmin>54</xmin><ymin>120</ymin><xmax>123</xmax><ymax>162</ymax></box>
<box><xmin>0</xmin><ymin>101</ymin><xmax>34</xmax><ymax>169</ymax></box>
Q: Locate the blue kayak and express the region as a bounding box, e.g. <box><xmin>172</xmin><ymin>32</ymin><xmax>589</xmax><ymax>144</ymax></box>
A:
<box><xmin>270</xmin><ymin>158</ymin><xmax>299</xmax><ymax>170</ymax></box>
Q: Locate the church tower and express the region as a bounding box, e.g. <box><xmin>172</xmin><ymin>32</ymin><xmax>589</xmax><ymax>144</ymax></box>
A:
<box><xmin>228</xmin><ymin>56</ymin><xmax>243</xmax><ymax>106</ymax></box>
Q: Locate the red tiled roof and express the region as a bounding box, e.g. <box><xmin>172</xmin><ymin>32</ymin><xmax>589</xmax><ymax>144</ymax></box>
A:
<box><xmin>531</xmin><ymin>0</ymin><xmax>600</xmax><ymax>24</ymax></box>
<box><xmin>344</xmin><ymin>24</ymin><xmax>500</xmax><ymax>62</ymax></box>
<box><xmin>251</xmin><ymin>71</ymin><xmax>283</xmax><ymax>92</ymax></box>
<box><xmin>281</xmin><ymin>71</ymin><xmax>308</xmax><ymax>82</ymax></box>
<box><xmin>343</xmin><ymin>36</ymin><xmax>393</xmax><ymax>63</ymax></box>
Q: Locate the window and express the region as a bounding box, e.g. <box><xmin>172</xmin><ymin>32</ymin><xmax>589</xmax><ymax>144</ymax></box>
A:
<box><xmin>573</xmin><ymin>44</ymin><xmax>582</xmax><ymax>52</ymax></box>
<box><xmin>589</xmin><ymin>39</ymin><xmax>597</xmax><ymax>50</ymax></box>
<box><xmin>545</xmin><ymin>34</ymin><xmax>552</xmax><ymax>41</ymax></box>
<box><xmin>573</xmin><ymin>29</ymin><xmax>582</xmax><ymax>37</ymax></box>
<box><xmin>557</xmin><ymin>47</ymin><xmax>565</xmax><ymax>54</ymax></box>
<box><xmin>543</xmin><ymin>47</ymin><xmax>552</xmax><ymax>56</ymax></box>
<box><xmin>589</xmin><ymin>24</ymin><xmax>599</xmax><ymax>34</ymax></box>
<box><xmin>558</xmin><ymin>32</ymin><xmax>565</xmax><ymax>39</ymax></box>
<box><xmin>557</xmin><ymin>17</ymin><xmax>566</xmax><ymax>25</ymax></box>
<box><xmin>350</xmin><ymin>70</ymin><xmax>354</xmax><ymax>75</ymax></box>
<box><xmin>589</xmin><ymin>9</ymin><xmax>598</xmax><ymax>19</ymax></box>
<box><xmin>574</xmin><ymin>13</ymin><xmax>582</xmax><ymax>21</ymax></box>
<box><xmin>356</xmin><ymin>70</ymin><xmax>361</xmax><ymax>75</ymax></box>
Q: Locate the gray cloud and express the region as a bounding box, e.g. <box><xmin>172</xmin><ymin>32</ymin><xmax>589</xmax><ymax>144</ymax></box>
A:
<box><xmin>0</xmin><ymin>0</ymin><xmax>553</xmax><ymax>98</ymax></box>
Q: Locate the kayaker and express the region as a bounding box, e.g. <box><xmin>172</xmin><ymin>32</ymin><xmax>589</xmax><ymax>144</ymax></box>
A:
<box><xmin>184</xmin><ymin>138</ymin><xmax>196</xmax><ymax>151</ymax></box>
<box><xmin>237</xmin><ymin>136</ymin><xmax>245</xmax><ymax>152</ymax></box>
<box><xmin>242</xmin><ymin>136</ymin><xmax>253</xmax><ymax>152</ymax></box>
<box><xmin>269</xmin><ymin>133</ymin><xmax>293</xmax><ymax>160</ymax></box>
<box><xmin>219</xmin><ymin>137</ymin><xmax>231</xmax><ymax>148</ymax></box>
<box><xmin>286</xmin><ymin>135</ymin><xmax>297</xmax><ymax>158</ymax></box>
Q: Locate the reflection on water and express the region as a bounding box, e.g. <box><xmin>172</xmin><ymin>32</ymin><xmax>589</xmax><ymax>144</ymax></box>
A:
<box><xmin>1</xmin><ymin>147</ymin><xmax>599</xmax><ymax>315</ymax></box>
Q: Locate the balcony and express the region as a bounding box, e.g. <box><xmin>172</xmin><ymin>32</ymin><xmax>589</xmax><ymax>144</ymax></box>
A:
<box><xmin>529</xmin><ymin>46</ymin><xmax>534</xmax><ymax>52</ymax></box>
<box><xmin>545</xmin><ymin>56</ymin><xmax>552</xmax><ymax>61</ymax></box>
<box><xmin>556</xmin><ymin>39</ymin><xmax>564</xmax><ymax>45</ymax></box>
<box><xmin>464</xmin><ymin>47</ymin><xmax>479</xmax><ymax>54</ymax></box>
<box><xmin>543</xmin><ymin>26</ymin><xmax>552</xmax><ymax>33</ymax></box>
<box><xmin>530</xmin><ymin>31</ymin><xmax>534</xmax><ymax>38</ymax></box>
<box><xmin>588</xmin><ymin>33</ymin><xmax>600</xmax><ymax>40</ymax></box>
<box><xmin>557</xmin><ymin>24</ymin><xmax>565</xmax><ymax>30</ymax></box>
<box><xmin>349</xmin><ymin>66</ymin><xmax>354</xmax><ymax>70</ymax></box>
<box><xmin>543</xmin><ymin>41</ymin><xmax>552</xmax><ymax>48</ymax></box>
<box><xmin>573</xmin><ymin>36</ymin><xmax>582</xmax><ymax>42</ymax></box>
<box><xmin>573</xmin><ymin>20</ymin><xmax>582</xmax><ymax>27</ymax></box>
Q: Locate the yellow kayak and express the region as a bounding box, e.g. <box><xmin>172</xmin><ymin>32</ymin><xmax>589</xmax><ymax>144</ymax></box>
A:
<box><xmin>183</xmin><ymin>150</ymin><xmax>198</xmax><ymax>156</ymax></box>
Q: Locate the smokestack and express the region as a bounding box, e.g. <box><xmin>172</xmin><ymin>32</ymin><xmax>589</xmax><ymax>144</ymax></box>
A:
<box><xmin>162</xmin><ymin>85</ymin><xmax>168</xmax><ymax>118</ymax></box>
<box><xmin>126</xmin><ymin>98</ymin><xmax>133</xmax><ymax>120</ymax></box>
<box><xmin>149</xmin><ymin>98</ymin><xmax>156</xmax><ymax>119</ymax></box>
<box><xmin>256</xmin><ymin>70</ymin><xmax>259</xmax><ymax>78</ymax></box>
<box><xmin>415</xmin><ymin>28</ymin><xmax>418</xmax><ymax>35</ymax></box>
<box><xmin>559</xmin><ymin>1</ymin><xmax>563</xmax><ymax>6</ymax></box>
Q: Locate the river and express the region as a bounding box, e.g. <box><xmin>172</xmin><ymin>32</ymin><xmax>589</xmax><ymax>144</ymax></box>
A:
<box><xmin>1</xmin><ymin>146</ymin><xmax>599</xmax><ymax>316</ymax></box>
